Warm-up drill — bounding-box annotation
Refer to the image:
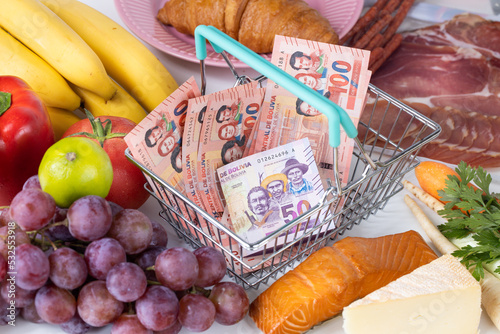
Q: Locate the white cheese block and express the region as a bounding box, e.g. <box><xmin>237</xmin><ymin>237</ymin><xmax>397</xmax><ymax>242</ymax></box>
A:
<box><xmin>342</xmin><ymin>254</ymin><xmax>481</xmax><ymax>334</ymax></box>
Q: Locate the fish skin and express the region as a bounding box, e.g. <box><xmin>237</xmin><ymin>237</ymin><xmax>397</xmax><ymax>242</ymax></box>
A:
<box><xmin>249</xmin><ymin>230</ymin><xmax>438</xmax><ymax>334</ymax></box>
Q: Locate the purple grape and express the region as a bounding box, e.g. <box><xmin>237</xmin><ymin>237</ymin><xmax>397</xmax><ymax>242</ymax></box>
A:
<box><xmin>209</xmin><ymin>281</ymin><xmax>249</xmax><ymax>325</ymax></box>
<box><xmin>0</xmin><ymin>207</ymin><xmax>11</xmax><ymax>227</ymax></box>
<box><xmin>154</xmin><ymin>319</ymin><xmax>183</xmax><ymax>334</ymax></box>
<box><xmin>22</xmin><ymin>174</ymin><xmax>41</xmax><ymax>190</ymax></box>
<box><xmin>135</xmin><ymin>285</ymin><xmax>179</xmax><ymax>331</ymax></box>
<box><xmin>60</xmin><ymin>311</ymin><xmax>92</xmax><ymax>334</ymax></box>
<box><xmin>84</xmin><ymin>237</ymin><xmax>126</xmax><ymax>280</ymax></box>
<box><xmin>193</xmin><ymin>246</ymin><xmax>227</xmax><ymax>287</ymax></box>
<box><xmin>9</xmin><ymin>188</ymin><xmax>56</xmax><ymax>231</ymax></box>
<box><xmin>108</xmin><ymin>201</ymin><xmax>124</xmax><ymax>217</ymax></box>
<box><xmin>46</xmin><ymin>222</ymin><xmax>76</xmax><ymax>242</ymax></box>
<box><xmin>107</xmin><ymin>209</ymin><xmax>153</xmax><ymax>255</ymax></box>
<box><xmin>111</xmin><ymin>313</ymin><xmax>153</xmax><ymax>334</ymax></box>
<box><xmin>45</xmin><ymin>207</ymin><xmax>72</xmax><ymax>242</ymax></box>
<box><xmin>67</xmin><ymin>195</ymin><xmax>112</xmax><ymax>241</ymax></box>
<box><xmin>106</xmin><ymin>262</ymin><xmax>147</xmax><ymax>302</ymax></box>
<box><xmin>14</xmin><ymin>243</ymin><xmax>50</xmax><ymax>290</ymax></box>
<box><xmin>21</xmin><ymin>301</ymin><xmax>45</xmax><ymax>324</ymax></box>
<box><xmin>155</xmin><ymin>247</ymin><xmax>199</xmax><ymax>291</ymax></box>
<box><xmin>134</xmin><ymin>246</ymin><xmax>165</xmax><ymax>282</ymax></box>
<box><xmin>1</xmin><ymin>280</ymin><xmax>36</xmax><ymax>308</ymax></box>
<box><xmin>77</xmin><ymin>280</ymin><xmax>124</xmax><ymax>327</ymax></box>
<box><xmin>53</xmin><ymin>207</ymin><xmax>69</xmax><ymax>222</ymax></box>
<box><xmin>49</xmin><ymin>247</ymin><xmax>88</xmax><ymax>290</ymax></box>
<box><xmin>34</xmin><ymin>284</ymin><xmax>77</xmax><ymax>324</ymax></box>
<box><xmin>149</xmin><ymin>219</ymin><xmax>168</xmax><ymax>248</ymax></box>
<box><xmin>178</xmin><ymin>294</ymin><xmax>216</xmax><ymax>332</ymax></box>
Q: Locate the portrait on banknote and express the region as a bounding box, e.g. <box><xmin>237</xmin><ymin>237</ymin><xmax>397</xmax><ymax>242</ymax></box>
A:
<box><xmin>261</xmin><ymin>173</ymin><xmax>293</xmax><ymax>206</ymax></box>
<box><xmin>280</xmin><ymin>158</ymin><xmax>315</xmax><ymax>196</ymax></box>
<box><xmin>289</xmin><ymin>50</ymin><xmax>328</xmax><ymax>74</ymax></box>
<box><xmin>156</xmin><ymin>120</ymin><xmax>181</xmax><ymax>158</ymax></box>
<box><xmin>215</xmin><ymin>101</ymin><xmax>240</xmax><ymax>123</ymax></box>
<box><xmin>294</xmin><ymin>71</ymin><xmax>328</xmax><ymax>94</ymax></box>
<box><xmin>245</xmin><ymin>186</ymin><xmax>282</xmax><ymax>230</ymax></box>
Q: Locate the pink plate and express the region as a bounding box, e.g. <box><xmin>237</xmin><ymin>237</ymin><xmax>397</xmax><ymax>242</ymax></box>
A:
<box><xmin>114</xmin><ymin>0</ymin><xmax>364</xmax><ymax>68</ymax></box>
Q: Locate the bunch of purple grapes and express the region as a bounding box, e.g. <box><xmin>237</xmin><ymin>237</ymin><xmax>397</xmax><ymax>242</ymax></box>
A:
<box><xmin>0</xmin><ymin>175</ymin><xmax>250</xmax><ymax>333</ymax></box>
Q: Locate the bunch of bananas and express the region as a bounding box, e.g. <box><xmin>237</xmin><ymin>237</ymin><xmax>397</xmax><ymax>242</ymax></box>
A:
<box><xmin>0</xmin><ymin>0</ymin><xmax>178</xmax><ymax>138</ymax></box>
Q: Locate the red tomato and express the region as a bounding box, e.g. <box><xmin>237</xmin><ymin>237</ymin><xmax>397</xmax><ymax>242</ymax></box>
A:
<box><xmin>0</xmin><ymin>76</ymin><xmax>55</xmax><ymax>206</ymax></box>
<box><xmin>62</xmin><ymin>113</ymin><xmax>149</xmax><ymax>209</ymax></box>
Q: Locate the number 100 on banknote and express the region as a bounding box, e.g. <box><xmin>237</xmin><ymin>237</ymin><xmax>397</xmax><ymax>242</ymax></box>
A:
<box><xmin>247</xmin><ymin>35</ymin><xmax>372</xmax><ymax>187</ymax></box>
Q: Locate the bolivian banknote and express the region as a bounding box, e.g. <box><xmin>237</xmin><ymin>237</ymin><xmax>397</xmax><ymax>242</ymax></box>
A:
<box><xmin>182</xmin><ymin>96</ymin><xmax>209</xmax><ymax>211</ymax></box>
<box><xmin>197</xmin><ymin>83</ymin><xmax>265</xmax><ymax>219</ymax></box>
<box><xmin>246</xmin><ymin>35</ymin><xmax>371</xmax><ymax>187</ymax></box>
<box><xmin>182</xmin><ymin>81</ymin><xmax>260</xmax><ymax>218</ymax></box>
<box><xmin>124</xmin><ymin>76</ymin><xmax>201</xmax><ymax>194</ymax></box>
<box><xmin>218</xmin><ymin>138</ymin><xmax>324</xmax><ymax>255</ymax></box>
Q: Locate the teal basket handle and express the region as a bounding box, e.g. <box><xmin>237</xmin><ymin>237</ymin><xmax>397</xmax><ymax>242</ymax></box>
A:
<box><xmin>194</xmin><ymin>25</ymin><xmax>358</xmax><ymax>148</ymax></box>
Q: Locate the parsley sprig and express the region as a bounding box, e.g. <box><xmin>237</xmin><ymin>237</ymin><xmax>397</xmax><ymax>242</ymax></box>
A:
<box><xmin>437</xmin><ymin>161</ymin><xmax>500</xmax><ymax>280</ymax></box>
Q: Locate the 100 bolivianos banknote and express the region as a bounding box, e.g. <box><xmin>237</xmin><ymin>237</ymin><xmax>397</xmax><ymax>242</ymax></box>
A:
<box><xmin>246</xmin><ymin>35</ymin><xmax>372</xmax><ymax>187</ymax></box>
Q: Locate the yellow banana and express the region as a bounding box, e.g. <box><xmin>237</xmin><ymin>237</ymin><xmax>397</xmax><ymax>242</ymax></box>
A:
<box><xmin>69</xmin><ymin>80</ymin><xmax>147</xmax><ymax>125</ymax></box>
<box><xmin>0</xmin><ymin>0</ymin><xmax>116</xmax><ymax>101</ymax></box>
<box><xmin>41</xmin><ymin>0</ymin><xmax>179</xmax><ymax>112</ymax></box>
<box><xmin>46</xmin><ymin>106</ymin><xmax>83</xmax><ymax>140</ymax></box>
<box><xmin>0</xmin><ymin>27</ymin><xmax>81</xmax><ymax>111</ymax></box>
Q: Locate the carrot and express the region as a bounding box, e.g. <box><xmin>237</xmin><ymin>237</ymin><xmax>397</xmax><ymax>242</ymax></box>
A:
<box><xmin>404</xmin><ymin>194</ymin><xmax>500</xmax><ymax>331</ymax></box>
<box><xmin>414</xmin><ymin>161</ymin><xmax>459</xmax><ymax>202</ymax></box>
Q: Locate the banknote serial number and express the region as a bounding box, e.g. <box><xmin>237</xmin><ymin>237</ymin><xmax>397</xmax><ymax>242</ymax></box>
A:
<box><xmin>256</xmin><ymin>150</ymin><xmax>289</xmax><ymax>163</ymax></box>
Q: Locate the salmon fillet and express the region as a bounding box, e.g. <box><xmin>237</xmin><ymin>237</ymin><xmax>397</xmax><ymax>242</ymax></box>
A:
<box><xmin>249</xmin><ymin>230</ymin><xmax>438</xmax><ymax>334</ymax></box>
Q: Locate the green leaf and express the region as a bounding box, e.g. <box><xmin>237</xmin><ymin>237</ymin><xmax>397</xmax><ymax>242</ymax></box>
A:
<box><xmin>474</xmin><ymin>166</ymin><xmax>491</xmax><ymax>194</ymax></box>
<box><xmin>0</xmin><ymin>91</ymin><xmax>12</xmax><ymax>116</ymax></box>
<box><xmin>471</xmin><ymin>264</ymin><xmax>484</xmax><ymax>281</ymax></box>
<box><xmin>437</xmin><ymin>161</ymin><xmax>500</xmax><ymax>280</ymax></box>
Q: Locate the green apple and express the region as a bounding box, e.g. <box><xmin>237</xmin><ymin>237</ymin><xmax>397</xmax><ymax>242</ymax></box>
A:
<box><xmin>38</xmin><ymin>137</ymin><xmax>113</xmax><ymax>208</ymax></box>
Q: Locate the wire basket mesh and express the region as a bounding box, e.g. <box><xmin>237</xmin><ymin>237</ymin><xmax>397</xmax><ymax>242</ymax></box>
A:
<box><xmin>125</xmin><ymin>82</ymin><xmax>441</xmax><ymax>290</ymax></box>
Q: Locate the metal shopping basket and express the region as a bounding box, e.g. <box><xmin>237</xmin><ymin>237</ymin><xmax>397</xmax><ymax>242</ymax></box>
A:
<box><xmin>125</xmin><ymin>26</ymin><xmax>441</xmax><ymax>290</ymax></box>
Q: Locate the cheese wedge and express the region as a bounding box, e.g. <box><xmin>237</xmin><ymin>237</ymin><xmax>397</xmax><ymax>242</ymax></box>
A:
<box><xmin>342</xmin><ymin>254</ymin><xmax>481</xmax><ymax>334</ymax></box>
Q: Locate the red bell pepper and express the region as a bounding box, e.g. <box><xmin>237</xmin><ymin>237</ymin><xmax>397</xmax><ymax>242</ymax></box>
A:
<box><xmin>0</xmin><ymin>76</ymin><xmax>55</xmax><ymax>206</ymax></box>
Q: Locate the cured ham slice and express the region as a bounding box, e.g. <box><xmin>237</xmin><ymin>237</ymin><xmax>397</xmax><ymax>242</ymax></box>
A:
<box><xmin>249</xmin><ymin>230</ymin><xmax>437</xmax><ymax>334</ymax></box>
<box><xmin>365</xmin><ymin>14</ymin><xmax>500</xmax><ymax>167</ymax></box>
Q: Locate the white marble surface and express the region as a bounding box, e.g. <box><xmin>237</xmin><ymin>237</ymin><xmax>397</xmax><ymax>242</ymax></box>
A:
<box><xmin>4</xmin><ymin>0</ymin><xmax>500</xmax><ymax>333</ymax></box>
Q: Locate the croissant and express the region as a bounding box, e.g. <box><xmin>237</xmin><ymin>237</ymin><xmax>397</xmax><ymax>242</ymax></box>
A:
<box><xmin>157</xmin><ymin>0</ymin><xmax>339</xmax><ymax>53</ymax></box>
